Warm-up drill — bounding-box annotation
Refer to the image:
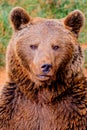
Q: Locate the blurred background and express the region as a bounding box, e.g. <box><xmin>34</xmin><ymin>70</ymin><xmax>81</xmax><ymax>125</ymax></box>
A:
<box><xmin>0</xmin><ymin>0</ymin><xmax>87</xmax><ymax>73</ymax></box>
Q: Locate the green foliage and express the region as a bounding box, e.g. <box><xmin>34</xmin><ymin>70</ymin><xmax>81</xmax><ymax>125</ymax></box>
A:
<box><xmin>0</xmin><ymin>0</ymin><xmax>87</xmax><ymax>66</ymax></box>
<box><xmin>83</xmin><ymin>50</ymin><xmax>87</xmax><ymax>68</ymax></box>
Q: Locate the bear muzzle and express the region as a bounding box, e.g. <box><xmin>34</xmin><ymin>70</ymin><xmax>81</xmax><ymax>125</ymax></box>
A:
<box><xmin>41</xmin><ymin>64</ymin><xmax>52</xmax><ymax>74</ymax></box>
<box><xmin>35</xmin><ymin>63</ymin><xmax>53</xmax><ymax>81</ymax></box>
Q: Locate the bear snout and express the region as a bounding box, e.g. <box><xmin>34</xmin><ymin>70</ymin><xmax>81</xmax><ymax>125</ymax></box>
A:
<box><xmin>41</xmin><ymin>64</ymin><xmax>52</xmax><ymax>74</ymax></box>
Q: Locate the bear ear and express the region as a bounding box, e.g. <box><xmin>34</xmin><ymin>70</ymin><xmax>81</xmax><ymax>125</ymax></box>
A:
<box><xmin>10</xmin><ymin>7</ymin><xmax>30</xmax><ymax>30</ymax></box>
<box><xmin>64</xmin><ymin>10</ymin><xmax>84</xmax><ymax>37</ymax></box>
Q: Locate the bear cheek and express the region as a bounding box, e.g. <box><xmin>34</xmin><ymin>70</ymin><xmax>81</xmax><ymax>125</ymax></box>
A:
<box><xmin>30</xmin><ymin>56</ymin><xmax>42</xmax><ymax>75</ymax></box>
<box><xmin>54</xmin><ymin>56</ymin><xmax>63</xmax><ymax>71</ymax></box>
<box><xmin>15</xmin><ymin>43</ymin><xmax>33</xmax><ymax>70</ymax></box>
<box><xmin>54</xmin><ymin>46</ymin><xmax>73</xmax><ymax>71</ymax></box>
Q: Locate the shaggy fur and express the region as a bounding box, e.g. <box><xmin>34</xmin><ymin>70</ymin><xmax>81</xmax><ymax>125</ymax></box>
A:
<box><xmin>0</xmin><ymin>7</ymin><xmax>87</xmax><ymax>130</ymax></box>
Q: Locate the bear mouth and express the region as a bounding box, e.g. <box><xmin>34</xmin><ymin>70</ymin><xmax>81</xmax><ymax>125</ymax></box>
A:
<box><xmin>36</xmin><ymin>74</ymin><xmax>51</xmax><ymax>81</ymax></box>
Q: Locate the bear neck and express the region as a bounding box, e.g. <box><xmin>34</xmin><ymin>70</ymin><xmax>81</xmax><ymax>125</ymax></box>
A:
<box><xmin>7</xmin><ymin>48</ymin><xmax>85</xmax><ymax>103</ymax></box>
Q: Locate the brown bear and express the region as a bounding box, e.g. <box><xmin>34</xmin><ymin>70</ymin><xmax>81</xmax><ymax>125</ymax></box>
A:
<box><xmin>0</xmin><ymin>7</ymin><xmax>87</xmax><ymax>130</ymax></box>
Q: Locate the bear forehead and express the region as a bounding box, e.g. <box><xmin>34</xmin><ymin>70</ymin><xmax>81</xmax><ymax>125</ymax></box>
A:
<box><xmin>16</xmin><ymin>20</ymin><xmax>72</xmax><ymax>42</ymax></box>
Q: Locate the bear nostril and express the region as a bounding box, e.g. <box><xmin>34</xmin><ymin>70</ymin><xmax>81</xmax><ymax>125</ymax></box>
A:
<box><xmin>41</xmin><ymin>64</ymin><xmax>52</xmax><ymax>73</ymax></box>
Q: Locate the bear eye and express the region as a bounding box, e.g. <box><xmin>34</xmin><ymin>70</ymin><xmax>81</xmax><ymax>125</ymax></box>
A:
<box><xmin>52</xmin><ymin>45</ymin><xmax>59</xmax><ymax>51</ymax></box>
<box><xmin>30</xmin><ymin>45</ymin><xmax>38</xmax><ymax>50</ymax></box>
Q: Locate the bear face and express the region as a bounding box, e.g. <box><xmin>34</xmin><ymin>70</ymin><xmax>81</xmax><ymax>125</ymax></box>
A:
<box><xmin>6</xmin><ymin>7</ymin><xmax>84</xmax><ymax>86</ymax></box>
<box><xmin>14</xmin><ymin>21</ymin><xmax>74</xmax><ymax>83</ymax></box>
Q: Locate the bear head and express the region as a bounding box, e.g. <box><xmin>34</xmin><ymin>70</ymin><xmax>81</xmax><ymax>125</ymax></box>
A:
<box><xmin>6</xmin><ymin>7</ymin><xmax>84</xmax><ymax>88</ymax></box>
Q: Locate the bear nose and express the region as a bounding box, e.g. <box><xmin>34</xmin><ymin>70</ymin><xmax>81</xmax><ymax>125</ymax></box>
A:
<box><xmin>41</xmin><ymin>64</ymin><xmax>52</xmax><ymax>73</ymax></box>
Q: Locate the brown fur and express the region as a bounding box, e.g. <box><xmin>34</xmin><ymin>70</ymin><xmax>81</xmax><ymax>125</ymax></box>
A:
<box><xmin>0</xmin><ymin>7</ymin><xmax>87</xmax><ymax>130</ymax></box>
